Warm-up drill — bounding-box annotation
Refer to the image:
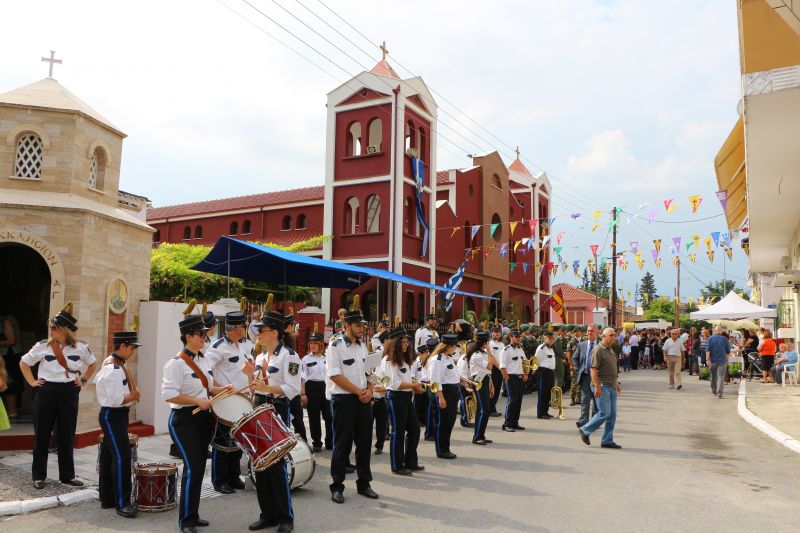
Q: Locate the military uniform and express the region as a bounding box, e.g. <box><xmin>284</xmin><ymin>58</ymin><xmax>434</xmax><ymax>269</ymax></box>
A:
<box><xmin>552</xmin><ymin>329</ymin><xmax>567</xmax><ymax>394</ymax></box>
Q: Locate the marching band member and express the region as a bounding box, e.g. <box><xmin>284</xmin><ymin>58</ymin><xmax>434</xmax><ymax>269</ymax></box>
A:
<box><xmin>488</xmin><ymin>326</ymin><xmax>505</xmax><ymax>417</ymax></box>
<box><xmin>96</xmin><ymin>331</ymin><xmax>141</xmax><ymax>517</ymax></box>
<box><xmin>414</xmin><ymin>313</ymin><xmax>439</xmax><ymax>351</ymax></box>
<box><xmin>20</xmin><ymin>308</ymin><xmax>96</xmax><ymax>490</ymax></box>
<box><xmin>383</xmin><ymin>328</ymin><xmax>424</xmax><ymax>475</ymax></box>
<box><xmin>283</xmin><ymin>312</ymin><xmax>308</xmax><ymax>443</ymax></box>
<box><xmin>456</xmin><ymin>345</ymin><xmax>473</xmax><ymax>428</ymax></box>
<box><xmin>410</xmin><ymin>340</ymin><xmax>428</xmax><ymax>429</ymax></box>
<box><xmin>162</xmin><ymin>315</ymin><xmax>232</xmax><ymax>533</ymax></box>
<box><xmin>371</xmin><ymin>319</ymin><xmax>389</xmax><ymax>352</ymax></box>
<box><xmin>422</xmin><ymin>337</ymin><xmax>440</xmax><ymax>441</ymax></box>
<box><xmin>203</xmin><ymin>311</ymin><xmax>253</xmax><ymax>494</ymax></box>
<box><xmin>500</xmin><ymin>329</ymin><xmax>527</xmax><ymax>432</ymax></box>
<box><xmin>202</xmin><ymin>310</ymin><xmax>217</xmax><ymax>350</ymax></box>
<box><xmin>302</xmin><ymin>328</ymin><xmax>332</xmax><ymax>453</ymax></box>
<box><xmin>534</xmin><ymin>331</ymin><xmax>557</xmax><ymax>419</ymax></box>
<box><xmin>467</xmin><ymin>331</ymin><xmax>494</xmax><ymax>445</ymax></box>
<box><xmin>326</xmin><ymin>306</ymin><xmax>379</xmax><ymax>504</ymax></box>
<box><xmin>371</xmin><ymin>331</ymin><xmax>392</xmax><ymax>455</ymax></box>
<box><xmin>249</xmin><ymin>311</ymin><xmax>299</xmax><ymax>533</ymax></box>
<box><xmin>427</xmin><ymin>333</ymin><xmax>461</xmax><ymax>459</ymax></box>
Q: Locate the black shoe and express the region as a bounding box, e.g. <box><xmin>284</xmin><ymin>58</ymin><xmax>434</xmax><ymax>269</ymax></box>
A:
<box><xmin>325</xmin><ymin>444</ymin><xmax>333</xmax><ymax>450</ymax></box>
<box><xmin>169</xmin><ymin>444</ymin><xmax>181</xmax><ymax>458</ymax></box>
<box><xmin>374</xmin><ymin>447</ymin><xmax>383</xmax><ymax>455</ymax></box>
<box><xmin>393</xmin><ymin>468</ymin><xmax>412</xmax><ymax>476</ymax></box>
<box><xmin>576</xmin><ymin>421</ymin><xmax>583</xmax><ymax>428</ymax></box>
<box><xmin>331</xmin><ymin>491</ymin><xmax>344</xmax><ymax>504</ymax></box>
<box><xmin>542</xmin><ymin>414</ymin><xmax>553</xmax><ymax>419</ymax></box>
<box><xmin>424</xmin><ymin>436</ymin><xmax>435</xmax><ymax>441</ymax></box>
<box><xmin>249</xmin><ymin>519</ymin><xmax>278</xmax><ymax>530</ymax></box>
<box><xmin>677</xmin><ymin>385</ymin><xmax>682</xmax><ymax>390</ymax></box>
<box><xmin>312</xmin><ymin>444</ymin><xmax>322</xmax><ymax>453</ymax></box>
<box><xmin>569</xmin><ymin>400</ymin><xmax>577</xmax><ymax>406</ymax></box>
<box><xmin>101</xmin><ymin>502</ymin><xmax>115</xmax><ymax>509</ymax></box>
<box><xmin>512</xmin><ymin>425</ymin><xmax>526</xmax><ymax>431</ymax></box>
<box><xmin>472</xmin><ymin>439</ymin><xmax>487</xmax><ymax>445</ymax></box>
<box><xmin>601</xmin><ymin>442</ymin><xmax>622</xmax><ymax>449</ymax></box>
<box><xmin>437</xmin><ymin>452</ymin><xmax>457</xmax><ymax>459</ymax></box>
<box><xmin>230</xmin><ymin>478</ymin><xmax>245</xmax><ymax>490</ymax></box>
<box><xmin>277</xmin><ymin>524</ymin><xmax>294</xmax><ymax>533</ymax></box>
<box><xmin>407</xmin><ymin>465</ymin><xmax>425</xmax><ymax>471</ymax></box>
<box><xmin>489</xmin><ymin>412</ymin><xmax>501</xmax><ymax>417</ymax></box>
<box><xmin>181</xmin><ymin>528</ymin><xmax>197</xmax><ymax>533</ymax></box>
<box><xmin>116</xmin><ymin>506</ymin><xmax>137</xmax><ymax>518</ymax></box>
<box><xmin>483</xmin><ymin>439</ymin><xmax>493</xmax><ymax>444</ymax></box>
<box><xmin>61</xmin><ymin>478</ymin><xmax>84</xmax><ymax>487</ymax></box>
<box><xmin>502</xmin><ymin>425</ymin><xmax>515</xmax><ymax>432</ymax></box>
<box><xmin>33</xmin><ymin>480</ymin><xmax>45</xmax><ymax>489</ymax></box>
<box><xmin>460</xmin><ymin>422</ymin><xmax>475</xmax><ymax>428</ymax></box>
<box><xmin>196</xmin><ymin>518</ymin><xmax>209</xmax><ymax>527</ymax></box>
<box><xmin>214</xmin><ymin>484</ymin><xmax>234</xmax><ymax>494</ymax></box>
<box><xmin>357</xmin><ymin>486</ymin><xmax>379</xmax><ymax>499</ymax></box>
<box><xmin>345</xmin><ymin>465</ymin><xmax>355</xmax><ymax>474</ymax></box>
<box><xmin>579</xmin><ymin>429</ymin><xmax>590</xmax><ymax>446</ymax></box>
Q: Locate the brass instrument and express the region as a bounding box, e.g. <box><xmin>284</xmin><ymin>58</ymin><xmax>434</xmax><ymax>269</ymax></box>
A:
<box><xmin>181</xmin><ymin>299</ymin><xmax>197</xmax><ymax>316</ymax></box>
<box><xmin>550</xmin><ymin>386</ymin><xmax>566</xmax><ymax>419</ymax></box>
<box><xmin>252</xmin><ymin>293</ymin><xmax>274</xmax><ymax>356</ymax></box>
<box><xmin>464</xmin><ymin>389</ymin><xmax>477</xmax><ymax>424</ymax></box>
<box><xmin>62</xmin><ymin>301</ymin><xmax>74</xmax><ymax>314</ymax></box>
<box><xmin>522</xmin><ymin>356</ymin><xmax>540</xmax><ymax>375</ymax></box>
<box><xmin>412</xmin><ymin>379</ymin><xmax>439</xmax><ymax>394</ymax></box>
<box><xmin>459</xmin><ymin>377</ymin><xmax>482</xmax><ymax>391</ymax></box>
<box><xmin>366</xmin><ymin>370</ymin><xmax>389</xmax><ymax>389</ymax></box>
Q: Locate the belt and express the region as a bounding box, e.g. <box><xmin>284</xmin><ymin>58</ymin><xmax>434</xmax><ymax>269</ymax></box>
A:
<box><xmin>100</xmin><ymin>406</ymin><xmax>130</xmax><ymax>411</ymax></box>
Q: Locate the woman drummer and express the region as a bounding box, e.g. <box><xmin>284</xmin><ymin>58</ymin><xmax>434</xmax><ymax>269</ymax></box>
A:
<box><xmin>19</xmin><ymin>309</ymin><xmax>96</xmax><ymax>489</ymax></box>
<box><xmin>426</xmin><ymin>333</ymin><xmax>461</xmax><ymax>459</ymax></box>
<box><xmin>249</xmin><ymin>311</ymin><xmax>299</xmax><ymax>533</ymax></box>
<box><xmin>382</xmin><ymin>327</ymin><xmax>424</xmax><ymax>475</ymax></box>
<box><xmin>162</xmin><ymin>315</ymin><xmax>232</xmax><ymax>533</ymax></box>
<box><xmin>466</xmin><ymin>331</ymin><xmax>494</xmax><ymax>445</ymax></box>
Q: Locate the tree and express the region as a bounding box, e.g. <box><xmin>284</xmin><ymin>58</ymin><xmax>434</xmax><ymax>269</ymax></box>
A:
<box><xmin>579</xmin><ymin>266</ymin><xmax>609</xmax><ymax>299</ymax></box>
<box><xmin>580</xmin><ymin>268</ymin><xmax>591</xmax><ymax>291</ymax></box>
<box><xmin>701</xmin><ymin>280</ymin><xmax>748</xmax><ymax>303</ymax></box>
<box><xmin>643</xmin><ymin>297</ymin><xmax>674</xmax><ymax>321</ymax></box>
<box><xmin>639</xmin><ymin>272</ymin><xmax>658</xmax><ymax>310</ymax></box>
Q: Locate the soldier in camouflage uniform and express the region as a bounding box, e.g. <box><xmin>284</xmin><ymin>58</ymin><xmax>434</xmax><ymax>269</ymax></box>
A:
<box><xmin>566</xmin><ymin>325</ymin><xmax>581</xmax><ymax>405</ymax></box>
<box><xmin>520</xmin><ymin>324</ymin><xmax>538</xmax><ymax>394</ymax></box>
<box><xmin>552</xmin><ymin>324</ymin><xmax>567</xmax><ymax>395</ymax></box>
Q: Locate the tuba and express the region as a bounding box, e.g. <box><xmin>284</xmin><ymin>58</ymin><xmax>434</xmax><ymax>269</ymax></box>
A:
<box><xmin>465</xmin><ymin>390</ymin><xmax>477</xmax><ymax>424</ymax></box>
<box><xmin>522</xmin><ymin>355</ymin><xmax>539</xmax><ymax>375</ymax></box>
<box><xmin>550</xmin><ymin>386</ymin><xmax>566</xmax><ymax>420</ymax></box>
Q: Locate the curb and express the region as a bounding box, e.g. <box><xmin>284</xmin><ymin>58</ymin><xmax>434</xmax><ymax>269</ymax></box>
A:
<box><xmin>737</xmin><ymin>379</ymin><xmax>800</xmax><ymax>454</ymax></box>
<box><xmin>0</xmin><ymin>488</ymin><xmax>98</xmax><ymax>517</ymax></box>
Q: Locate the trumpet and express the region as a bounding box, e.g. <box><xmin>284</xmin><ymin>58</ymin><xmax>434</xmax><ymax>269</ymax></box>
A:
<box><xmin>366</xmin><ymin>371</ymin><xmax>389</xmax><ymax>389</ymax></box>
<box><xmin>459</xmin><ymin>377</ymin><xmax>482</xmax><ymax>391</ymax></box>
<box><xmin>412</xmin><ymin>379</ymin><xmax>439</xmax><ymax>393</ymax></box>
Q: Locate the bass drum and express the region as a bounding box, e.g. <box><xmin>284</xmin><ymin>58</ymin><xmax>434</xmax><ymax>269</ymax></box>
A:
<box><xmin>248</xmin><ymin>437</ymin><xmax>315</xmax><ymax>490</ymax></box>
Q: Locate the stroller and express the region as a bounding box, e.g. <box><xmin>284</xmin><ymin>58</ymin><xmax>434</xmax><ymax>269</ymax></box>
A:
<box><xmin>744</xmin><ymin>351</ymin><xmax>762</xmax><ymax>381</ymax></box>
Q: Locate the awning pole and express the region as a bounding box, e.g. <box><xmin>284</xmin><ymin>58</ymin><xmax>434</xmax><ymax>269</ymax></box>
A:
<box><xmin>227</xmin><ymin>240</ymin><xmax>231</xmax><ymax>299</ymax></box>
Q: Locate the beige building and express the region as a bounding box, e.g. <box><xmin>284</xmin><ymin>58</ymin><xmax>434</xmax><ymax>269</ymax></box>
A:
<box><xmin>714</xmin><ymin>0</ymin><xmax>800</xmax><ymax>340</ymax></box>
<box><xmin>0</xmin><ymin>75</ymin><xmax>152</xmax><ymax>446</ymax></box>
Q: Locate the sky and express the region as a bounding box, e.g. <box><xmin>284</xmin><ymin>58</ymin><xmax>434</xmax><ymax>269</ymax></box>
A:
<box><xmin>0</xmin><ymin>0</ymin><xmax>749</xmax><ymax>301</ymax></box>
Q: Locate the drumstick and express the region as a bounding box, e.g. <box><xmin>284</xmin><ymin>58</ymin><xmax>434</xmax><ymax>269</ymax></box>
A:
<box><xmin>191</xmin><ymin>383</ymin><xmax>254</xmax><ymax>415</ymax></box>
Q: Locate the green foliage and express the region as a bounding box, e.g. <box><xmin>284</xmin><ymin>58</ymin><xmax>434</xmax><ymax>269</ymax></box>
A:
<box><xmin>728</xmin><ymin>362</ymin><xmax>742</xmax><ymax>378</ymax></box>
<box><xmin>639</xmin><ymin>272</ymin><xmax>658</xmax><ymax>310</ymax></box>
<box><xmin>479</xmin><ymin>307</ymin><xmax>492</xmax><ymax>325</ymax></box>
<box><xmin>150</xmin><ymin>238</ymin><xmax>329</xmax><ymax>304</ymax></box>
<box><xmin>579</xmin><ymin>266</ymin><xmax>609</xmax><ymax>299</ymax></box>
<box><xmin>701</xmin><ymin>280</ymin><xmax>748</xmax><ymax>303</ymax></box>
<box><xmin>643</xmin><ymin>297</ymin><xmax>675</xmax><ymax>321</ymax></box>
<box><xmin>699</xmin><ymin>367</ymin><xmax>710</xmax><ymax>380</ymax></box>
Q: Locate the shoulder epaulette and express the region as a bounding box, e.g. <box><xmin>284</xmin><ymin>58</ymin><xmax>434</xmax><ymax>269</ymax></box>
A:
<box><xmin>331</xmin><ymin>339</ymin><xmax>340</xmax><ymax>348</ymax></box>
<box><xmin>212</xmin><ymin>338</ymin><xmax>225</xmax><ymax>348</ymax></box>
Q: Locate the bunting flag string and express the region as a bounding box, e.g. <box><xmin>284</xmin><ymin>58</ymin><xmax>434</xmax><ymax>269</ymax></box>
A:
<box><xmin>689</xmin><ymin>194</ymin><xmax>703</xmax><ymax>214</ymax></box>
<box><xmin>689</xmin><ymin>253</ymin><xmax>697</xmax><ymax>264</ymax></box>
<box><xmin>724</xmin><ymin>247</ymin><xmax>733</xmax><ymax>260</ymax></box>
<box><xmin>593</xmin><ymin>210</ymin><xmax>603</xmax><ymax>222</ymax></box>
<box><xmin>509</xmin><ymin>221</ymin><xmax>518</xmax><ymax>234</ymax></box>
<box><xmin>528</xmin><ymin>220</ymin><xmax>537</xmax><ymax>236</ymax></box>
<box><xmin>653</xmin><ymin>239</ymin><xmax>662</xmax><ymax>255</ymax></box>
<box><xmin>707</xmin><ymin>250</ymin><xmax>715</xmax><ymax>263</ymax></box>
<box><xmin>557</xmin><ymin>231</ymin><xmax>565</xmax><ymax>245</ymax></box>
<box><xmin>715</xmin><ymin>190</ymin><xmax>728</xmax><ymax>211</ymax></box>
<box><xmin>450</xmin><ymin>226</ymin><xmax>460</xmax><ymax>238</ymax></box>
<box><xmin>663</xmin><ymin>199</ymin><xmax>673</xmax><ymax>212</ymax></box>
<box><xmin>490</xmin><ymin>223</ymin><xmax>500</xmax><ymax>237</ymax></box>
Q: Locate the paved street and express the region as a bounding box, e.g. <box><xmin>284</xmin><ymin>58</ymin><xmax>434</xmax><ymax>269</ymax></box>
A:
<box><xmin>3</xmin><ymin>370</ymin><xmax>797</xmax><ymax>533</ymax></box>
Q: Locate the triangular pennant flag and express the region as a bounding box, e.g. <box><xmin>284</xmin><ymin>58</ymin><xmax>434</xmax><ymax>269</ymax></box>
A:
<box><xmin>608</xmin><ymin>220</ymin><xmax>618</xmax><ymax>230</ymax></box>
<box><xmin>663</xmin><ymin>199</ymin><xmax>673</xmax><ymax>212</ymax></box>
<box><xmin>527</xmin><ymin>238</ymin><xmax>535</xmax><ymax>251</ymax></box>
<box><xmin>541</xmin><ymin>235</ymin><xmax>550</xmax><ymax>248</ymax></box>
<box><xmin>651</xmin><ymin>249</ymin><xmax>659</xmax><ymax>262</ymax></box>
<box><xmin>741</xmin><ymin>241</ymin><xmax>750</xmax><ymax>256</ymax></box>
<box><xmin>556</xmin><ymin>231</ymin><xmax>565</xmax><ymax>245</ymax></box>
<box><xmin>587</xmin><ymin>259</ymin><xmax>595</xmax><ymax>270</ymax></box>
<box><xmin>605</xmin><ymin>262</ymin><xmax>612</xmax><ymax>273</ymax></box>
<box><xmin>471</xmin><ymin>225</ymin><xmax>480</xmax><ymax>241</ymax></box>
<box><xmin>548</xmin><ymin>262</ymin><xmax>557</xmax><ymax>274</ymax></box>
<box><xmin>648</xmin><ymin>210</ymin><xmax>657</xmax><ymax>224</ymax></box>
<box><xmin>704</xmin><ymin>237</ymin><xmax>713</xmax><ymax>251</ymax></box>
<box><xmin>692</xmin><ymin>234</ymin><xmax>701</xmax><ymax>248</ymax></box>
<box><xmin>490</xmin><ymin>223</ymin><xmax>500</xmax><ymax>237</ymax></box>
<box><xmin>653</xmin><ymin>239</ymin><xmax>662</xmax><ymax>254</ymax></box>
<box><xmin>484</xmin><ymin>246</ymin><xmax>493</xmax><ymax>258</ymax></box>
<box><xmin>672</xmin><ymin>236</ymin><xmax>682</xmax><ymax>250</ymax></box>
<box><xmin>636</xmin><ymin>256</ymin><xmax>644</xmax><ymax>270</ymax></box>
<box><xmin>689</xmin><ymin>253</ymin><xmax>696</xmax><ymax>264</ymax></box>
<box><xmin>499</xmin><ymin>242</ymin><xmax>509</xmax><ymax>259</ymax></box>
<box><xmin>528</xmin><ymin>220</ymin><xmax>537</xmax><ymax>236</ymax></box>
<box><xmin>592</xmin><ymin>223</ymin><xmax>600</xmax><ymax>232</ymax></box>
<box><xmin>593</xmin><ymin>210</ymin><xmax>603</xmax><ymax>222</ymax></box>
<box><xmin>667</xmin><ymin>203</ymin><xmax>678</xmax><ymax>214</ymax></box>
<box><xmin>571</xmin><ymin>213</ymin><xmax>581</xmax><ymax>220</ymax></box>
<box><xmin>707</xmin><ymin>250</ymin><xmax>715</xmax><ymax>263</ymax></box>
<box><xmin>590</xmin><ymin>244</ymin><xmax>599</xmax><ymax>257</ymax></box>
<box><xmin>715</xmin><ymin>190</ymin><xmax>728</xmax><ymax>211</ymax></box>
<box><xmin>514</xmin><ymin>240</ymin><xmax>522</xmax><ymax>254</ymax></box>
<box><xmin>685</xmin><ymin>241</ymin><xmax>694</xmax><ymax>252</ymax></box>
<box><xmin>562</xmin><ymin>262</ymin><xmax>569</xmax><ymax>273</ymax></box>
<box><xmin>724</xmin><ymin>247</ymin><xmax>733</xmax><ymax>260</ymax></box>
<box><xmin>655</xmin><ymin>258</ymin><xmax>662</xmax><ymax>268</ymax></box>
<box><xmin>450</xmin><ymin>226</ymin><xmax>461</xmax><ymax>238</ymax></box>
<box><xmin>553</xmin><ymin>246</ymin><xmax>562</xmax><ymax>256</ymax></box>
<box><xmin>711</xmin><ymin>231</ymin><xmax>721</xmax><ymax>248</ymax></box>
<box><xmin>673</xmin><ymin>256</ymin><xmax>680</xmax><ymax>266</ymax></box>
<box><xmin>572</xmin><ymin>260</ymin><xmax>580</xmax><ymax>275</ymax></box>
<box><xmin>509</xmin><ymin>221</ymin><xmax>518</xmax><ymax>235</ymax></box>
<box><xmin>549</xmin><ymin>217</ymin><xmax>556</xmax><ymax>228</ymax></box>
<box><xmin>621</xmin><ymin>261</ymin><xmax>628</xmax><ymax>271</ymax></box>
<box><xmin>630</xmin><ymin>241</ymin><xmax>638</xmax><ymax>253</ymax></box>
<box><xmin>522</xmin><ymin>262</ymin><xmax>529</xmax><ymax>274</ymax></box>
<box><xmin>689</xmin><ymin>194</ymin><xmax>702</xmax><ymax>214</ymax></box>
<box><xmin>509</xmin><ymin>262</ymin><xmax>517</xmax><ymax>273</ymax></box>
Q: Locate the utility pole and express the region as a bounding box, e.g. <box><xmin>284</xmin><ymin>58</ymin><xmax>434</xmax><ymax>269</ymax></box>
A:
<box><xmin>674</xmin><ymin>259</ymin><xmax>681</xmax><ymax>328</ymax></box>
<box><xmin>610</xmin><ymin>207</ymin><xmax>618</xmax><ymax>327</ymax></box>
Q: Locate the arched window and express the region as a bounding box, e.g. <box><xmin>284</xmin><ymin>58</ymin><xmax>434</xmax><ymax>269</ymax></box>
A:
<box><xmin>242</xmin><ymin>219</ymin><xmax>252</xmax><ymax>234</ymax></box>
<box><xmin>340</xmin><ymin>291</ymin><xmax>354</xmax><ymax>311</ymax></box>
<box><xmin>347</xmin><ymin>122</ymin><xmax>362</xmax><ymax>156</ymax></box>
<box><xmin>282</xmin><ymin>215</ymin><xmax>292</xmax><ymax>231</ymax></box>
<box><xmin>229</xmin><ymin>221</ymin><xmax>239</xmax><ymax>235</ymax></box>
<box><xmin>88</xmin><ymin>147</ymin><xmax>106</xmax><ymax>190</ymax></box>
<box><xmin>367</xmin><ymin>118</ymin><xmax>382</xmax><ymax>152</ymax></box>
<box><xmin>14</xmin><ymin>132</ymin><xmax>43</xmax><ymax>179</ymax></box>
<box><xmin>404</xmin><ymin>121</ymin><xmax>415</xmax><ymax>152</ymax></box>
<box><xmin>296</xmin><ymin>214</ymin><xmax>307</xmax><ymax>230</ymax></box>
<box><xmin>404</xmin><ymin>197</ymin><xmax>415</xmax><ymax>235</ymax></box>
<box><xmin>491</xmin><ymin>213</ymin><xmax>502</xmax><ymax>242</ymax></box>
<box><xmin>365</xmin><ymin>195</ymin><xmax>381</xmax><ymax>233</ymax></box>
<box><xmin>194</xmin><ymin>225</ymin><xmax>203</xmax><ymax>239</ymax></box>
<box><xmin>524</xmin><ymin>305</ymin><xmax>532</xmax><ymax>323</ymax></box>
<box><xmin>465</xmin><ymin>297</ymin><xmax>476</xmax><ymax>313</ymax></box>
<box><xmin>153</xmin><ymin>230</ymin><xmax>161</xmax><ymax>243</ymax></box>
<box><xmin>344</xmin><ymin>197</ymin><xmax>359</xmax><ymax>235</ymax></box>
<box><xmin>493</xmin><ymin>173</ymin><xmax>502</xmax><ymax>190</ymax></box>
<box><xmin>418</xmin><ymin>127</ymin><xmax>427</xmax><ymax>162</ymax></box>
<box><xmin>183</xmin><ymin>226</ymin><xmax>191</xmax><ymax>240</ymax></box>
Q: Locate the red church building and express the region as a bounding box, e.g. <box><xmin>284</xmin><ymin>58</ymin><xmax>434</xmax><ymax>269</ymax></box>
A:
<box><xmin>147</xmin><ymin>57</ymin><xmax>552</xmax><ymax>324</ymax></box>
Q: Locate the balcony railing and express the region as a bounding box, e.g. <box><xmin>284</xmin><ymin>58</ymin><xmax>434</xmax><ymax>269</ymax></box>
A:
<box><xmin>777</xmin><ymin>298</ymin><xmax>795</xmax><ymax>329</ymax></box>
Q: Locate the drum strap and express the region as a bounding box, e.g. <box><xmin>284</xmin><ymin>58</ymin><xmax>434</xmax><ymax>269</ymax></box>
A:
<box><xmin>179</xmin><ymin>352</ymin><xmax>209</xmax><ymax>391</ymax></box>
<box><xmin>105</xmin><ymin>354</ymin><xmax>134</xmax><ymax>393</ymax></box>
<box><xmin>51</xmin><ymin>342</ymin><xmax>73</xmax><ymax>379</ymax></box>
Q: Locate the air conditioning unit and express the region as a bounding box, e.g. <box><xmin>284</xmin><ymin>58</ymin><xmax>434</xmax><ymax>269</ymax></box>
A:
<box><xmin>406</xmin><ymin>148</ymin><xmax>418</xmax><ymax>157</ymax></box>
<box><xmin>367</xmin><ymin>145</ymin><xmax>378</xmax><ymax>154</ymax></box>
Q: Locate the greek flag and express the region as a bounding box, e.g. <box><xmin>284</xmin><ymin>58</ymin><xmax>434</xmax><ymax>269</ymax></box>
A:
<box><xmin>411</xmin><ymin>157</ymin><xmax>430</xmax><ymax>257</ymax></box>
<box><xmin>443</xmin><ymin>258</ymin><xmax>467</xmax><ymax>311</ymax></box>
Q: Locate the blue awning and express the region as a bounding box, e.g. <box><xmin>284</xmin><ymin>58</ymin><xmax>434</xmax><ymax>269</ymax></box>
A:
<box><xmin>190</xmin><ymin>236</ymin><xmax>495</xmax><ymax>300</ymax></box>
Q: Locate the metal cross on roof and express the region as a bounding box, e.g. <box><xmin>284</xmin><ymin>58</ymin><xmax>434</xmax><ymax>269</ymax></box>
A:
<box><xmin>515</xmin><ymin>146</ymin><xmax>521</xmax><ymax>159</ymax></box>
<box><xmin>380</xmin><ymin>41</ymin><xmax>389</xmax><ymax>61</ymax></box>
<box><xmin>41</xmin><ymin>50</ymin><xmax>62</xmax><ymax>78</ymax></box>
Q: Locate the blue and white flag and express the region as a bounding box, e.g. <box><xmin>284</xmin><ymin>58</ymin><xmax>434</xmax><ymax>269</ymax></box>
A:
<box><xmin>411</xmin><ymin>157</ymin><xmax>430</xmax><ymax>257</ymax></box>
<box><xmin>443</xmin><ymin>257</ymin><xmax>467</xmax><ymax>312</ymax></box>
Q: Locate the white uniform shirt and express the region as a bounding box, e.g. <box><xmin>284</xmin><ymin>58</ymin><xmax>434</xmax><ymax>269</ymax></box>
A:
<box><xmin>94</xmin><ymin>356</ymin><xmax>131</xmax><ymax>408</ymax></box>
<box><xmin>381</xmin><ymin>358</ymin><xmax>413</xmax><ymax>391</ymax></box>
<box><xmin>428</xmin><ymin>353</ymin><xmax>460</xmax><ymax>385</ymax></box>
<box><xmin>415</xmin><ymin>327</ymin><xmax>438</xmax><ymax>350</ymax></box>
<box><xmin>302</xmin><ymin>353</ymin><xmax>326</xmax><ymax>382</ymax></box>
<box><xmin>162</xmin><ymin>349</ymin><xmax>213</xmax><ymax>409</ymax></box>
<box><xmin>371</xmin><ymin>355</ymin><xmax>387</xmax><ymax>398</ymax></box>
<box><xmin>411</xmin><ymin>356</ymin><xmax>427</xmax><ymax>382</ymax></box>
<box><xmin>204</xmin><ymin>336</ymin><xmax>254</xmax><ymax>390</ymax></box>
<box><xmin>469</xmin><ymin>350</ymin><xmax>492</xmax><ymax>381</ymax></box>
<box><xmin>501</xmin><ymin>344</ymin><xmax>525</xmax><ymax>375</ymax></box>
<box><xmin>326</xmin><ymin>333</ymin><xmax>368</xmax><ymax>394</ymax></box>
<box><xmin>22</xmin><ymin>340</ymin><xmax>95</xmax><ymax>383</ymax></box>
<box><xmin>488</xmin><ymin>339</ymin><xmax>505</xmax><ymax>366</ymax></box>
<box><xmin>371</xmin><ymin>333</ymin><xmax>383</xmax><ymax>352</ymax></box>
<box><xmin>534</xmin><ymin>343</ymin><xmax>557</xmax><ymax>370</ymax></box>
<box><xmin>456</xmin><ymin>356</ymin><xmax>470</xmax><ymax>380</ymax></box>
<box><xmin>254</xmin><ymin>343</ymin><xmax>302</xmax><ymax>399</ymax></box>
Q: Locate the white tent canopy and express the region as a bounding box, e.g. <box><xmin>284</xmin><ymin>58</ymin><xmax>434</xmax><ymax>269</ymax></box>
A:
<box><xmin>689</xmin><ymin>291</ymin><xmax>777</xmax><ymax>320</ymax></box>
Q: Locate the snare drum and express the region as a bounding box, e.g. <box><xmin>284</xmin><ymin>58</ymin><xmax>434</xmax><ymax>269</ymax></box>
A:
<box><xmin>133</xmin><ymin>463</ymin><xmax>177</xmax><ymax>512</ymax></box>
<box><xmin>211</xmin><ymin>392</ymin><xmax>253</xmax><ymax>425</ymax></box>
<box><xmin>96</xmin><ymin>432</ymin><xmax>139</xmax><ymax>473</ymax></box>
<box><xmin>285</xmin><ymin>438</ymin><xmax>315</xmax><ymax>489</ymax></box>
<box><xmin>231</xmin><ymin>404</ymin><xmax>296</xmax><ymax>471</ymax></box>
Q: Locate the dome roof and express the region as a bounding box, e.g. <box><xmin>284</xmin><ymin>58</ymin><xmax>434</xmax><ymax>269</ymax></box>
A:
<box><xmin>0</xmin><ymin>78</ymin><xmax>123</xmax><ymax>136</ymax></box>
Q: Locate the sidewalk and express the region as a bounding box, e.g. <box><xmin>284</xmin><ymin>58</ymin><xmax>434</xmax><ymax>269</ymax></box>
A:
<box><xmin>739</xmin><ymin>378</ymin><xmax>800</xmax><ymax>453</ymax></box>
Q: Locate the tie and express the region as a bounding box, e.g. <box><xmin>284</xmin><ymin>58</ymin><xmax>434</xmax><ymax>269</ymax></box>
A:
<box><xmin>585</xmin><ymin>342</ymin><xmax>594</xmax><ymax>374</ymax></box>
